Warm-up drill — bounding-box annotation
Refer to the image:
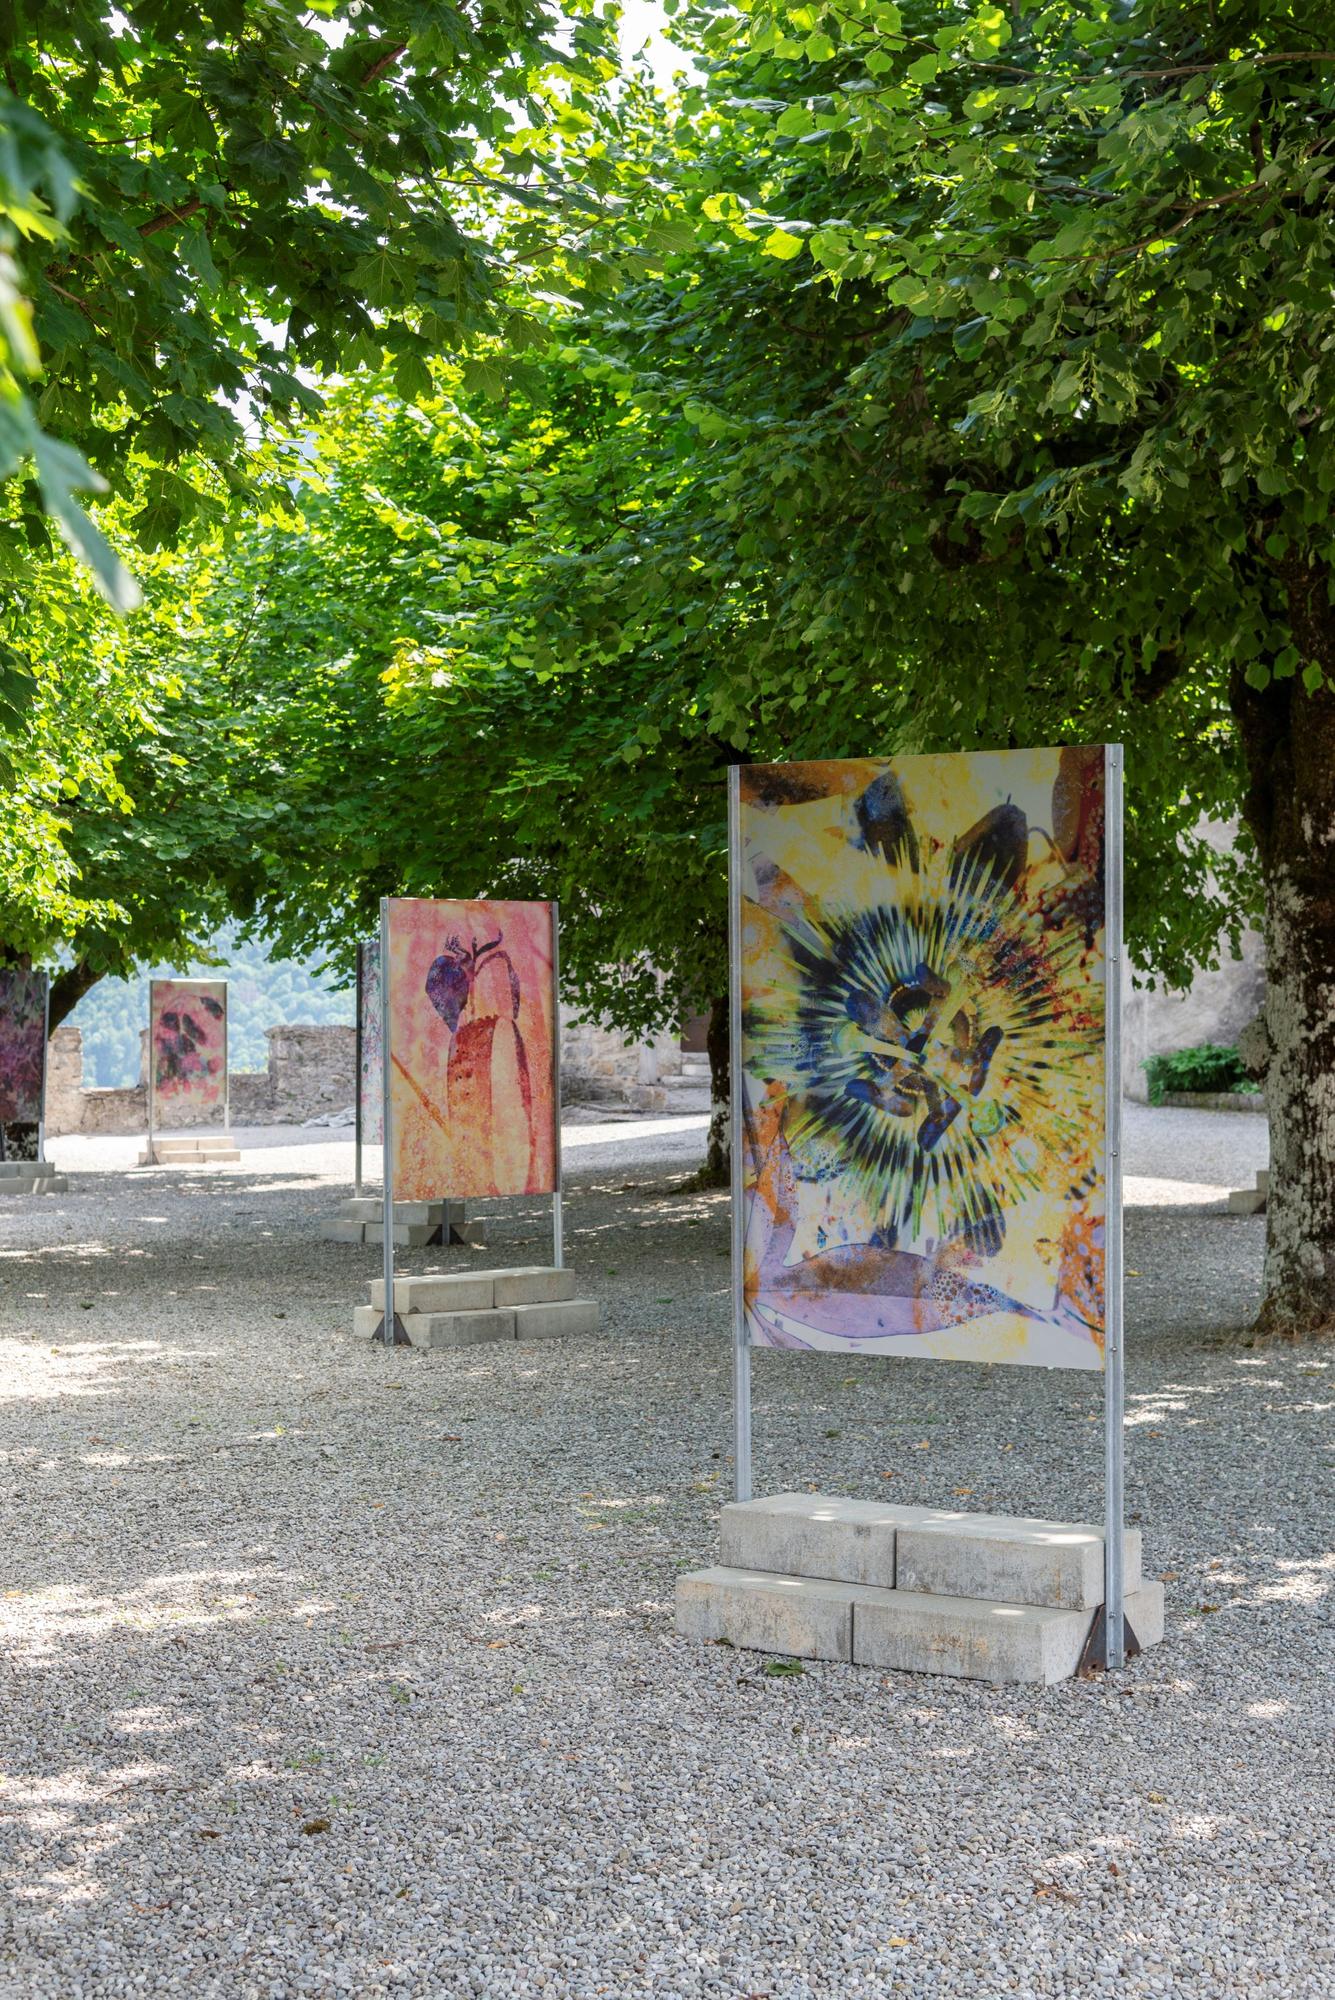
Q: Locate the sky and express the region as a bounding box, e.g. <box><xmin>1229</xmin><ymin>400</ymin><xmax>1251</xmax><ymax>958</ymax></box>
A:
<box><xmin>617</xmin><ymin>0</ymin><xmax>692</xmax><ymax>85</ymax></box>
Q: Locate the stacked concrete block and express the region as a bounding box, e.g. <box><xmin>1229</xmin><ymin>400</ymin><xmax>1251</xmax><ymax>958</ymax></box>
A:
<box><xmin>678</xmin><ymin>1492</ymin><xmax>1164</xmax><ymax>1686</ymax></box>
<box><xmin>1227</xmin><ymin>1166</ymin><xmax>1268</xmax><ymax>1216</ymax></box>
<box><xmin>0</xmin><ymin>1160</ymin><xmax>70</xmax><ymax>1195</ymax></box>
<box><xmin>356</xmin><ymin>1265</ymin><xmax>597</xmax><ymax>1349</ymax></box>
<box><xmin>322</xmin><ymin>1197</ymin><xmax>487</xmax><ymax>1248</ymax></box>
<box><xmin>136</xmin><ymin>1136</ymin><xmax>240</xmax><ymax>1166</ymax></box>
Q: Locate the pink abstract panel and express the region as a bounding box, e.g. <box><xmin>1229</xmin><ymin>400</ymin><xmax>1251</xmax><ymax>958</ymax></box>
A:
<box><xmin>151</xmin><ymin>980</ymin><xmax>227</xmax><ymax>1113</ymax></box>
<box><xmin>387</xmin><ymin>899</ymin><xmax>557</xmax><ymax>1201</ymax></box>
<box><xmin>0</xmin><ymin>966</ymin><xmax>47</xmax><ymax>1125</ymax></box>
<box><xmin>357</xmin><ymin>940</ymin><xmax>383</xmax><ymax>1147</ymax></box>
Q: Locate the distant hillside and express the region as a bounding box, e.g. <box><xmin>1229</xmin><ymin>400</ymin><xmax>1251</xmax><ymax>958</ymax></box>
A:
<box><xmin>69</xmin><ymin>934</ymin><xmax>355</xmax><ymax>1086</ymax></box>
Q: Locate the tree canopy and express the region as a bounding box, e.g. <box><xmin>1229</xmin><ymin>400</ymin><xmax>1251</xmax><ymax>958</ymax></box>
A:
<box><xmin>8</xmin><ymin>0</ymin><xmax>1335</xmax><ymax>1328</ymax></box>
<box><xmin>0</xmin><ymin>0</ymin><xmax>617</xmax><ymax>608</ymax></box>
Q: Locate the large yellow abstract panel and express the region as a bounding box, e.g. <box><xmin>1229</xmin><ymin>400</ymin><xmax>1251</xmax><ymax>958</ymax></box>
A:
<box><xmin>739</xmin><ymin>748</ymin><xmax>1108</xmax><ymax>1370</ymax></box>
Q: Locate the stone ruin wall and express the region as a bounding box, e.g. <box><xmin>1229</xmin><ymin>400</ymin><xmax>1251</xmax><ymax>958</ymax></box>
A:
<box><xmin>45</xmin><ymin>1012</ymin><xmax>689</xmax><ymax>1133</ymax></box>
<box><xmin>47</xmin><ymin>1023</ymin><xmax>357</xmax><ymax>1135</ymax></box>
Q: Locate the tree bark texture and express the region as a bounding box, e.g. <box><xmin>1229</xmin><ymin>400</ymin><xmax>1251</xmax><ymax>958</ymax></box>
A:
<box><xmin>49</xmin><ymin>961</ymin><xmax>99</xmax><ymax>1030</ymax></box>
<box><xmin>1233</xmin><ymin>564</ymin><xmax>1335</xmax><ymax>1336</ymax></box>
<box><xmin>702</xmin><ymin>992</ymin><xmax>730</xmax><ymax>1186</ymax></box>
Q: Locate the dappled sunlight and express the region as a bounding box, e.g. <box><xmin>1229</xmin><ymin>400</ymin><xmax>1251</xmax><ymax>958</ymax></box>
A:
<box><xmin>1254</xmin><ymin>1556</ymin><xmax>1334</xmax><ymax>1606</ymax></box>
<box><xmin>0</xmin><ymin>1240</ymin><xmax>158</xmax><ymax>1263</ymax></box>
<box><xmin>0</xmin><ymin>1338</ymin><xmax>222</xmax><ymax>1405</ymax></box>
<box><xmin>0</xmin><ymin>1567</ymin><xmax>286</xmax><ymax>1659</ymax></box>
<box><xmin>1124</xmin><ymin>1175</ymin><xmax>1235</xmax><ymax>1208</ymax></box>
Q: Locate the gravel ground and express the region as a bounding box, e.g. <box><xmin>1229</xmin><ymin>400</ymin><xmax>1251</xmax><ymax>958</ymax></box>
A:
<box><xmin>0</xmin><ymin>1104</ymin><xmax>1329</xmax><ymax>2000</ymax></box>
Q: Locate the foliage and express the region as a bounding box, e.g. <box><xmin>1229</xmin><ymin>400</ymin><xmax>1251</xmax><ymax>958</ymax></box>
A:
<box><xmin>1143</xmin><ymin>1044</ymin><xmax>1256</xmax><ymax>1106</ymax></box>
<box><xmin>69</xmin><ymin>930</ymin><xmax>353</xmax><ymax>1085</ymax></box>
<box><xmin>659</xmin><ymin>0</ymin><xmax>1333</xmax><ymax>1319</ymax></box>
<box><xmin>177</xmin><ymin>363</ymin><xmax>734</xmax><ymax>1041</ymax></box>
<box><xmin>0</xmin><ymin>490</ymin><xmax>317</xmax><ymax>1017</ymax></box>
<box><xmin>0</xmin><ymin>0</ymin><xmax>618</xmax><ymax>608</ymax></box>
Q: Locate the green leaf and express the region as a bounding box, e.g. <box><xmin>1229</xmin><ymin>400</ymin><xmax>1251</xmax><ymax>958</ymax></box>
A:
<box><xmin>762</xmin><ymin>227</ymin><xmax>806</xmax><ymax>261</ymax></box>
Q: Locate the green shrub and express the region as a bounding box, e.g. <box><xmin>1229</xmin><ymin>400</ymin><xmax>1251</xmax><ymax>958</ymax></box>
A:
<box><xmin>1143</xmin><ymin>1044</ymin><xmax>1258</xmax><ymax>1105</ymax></box>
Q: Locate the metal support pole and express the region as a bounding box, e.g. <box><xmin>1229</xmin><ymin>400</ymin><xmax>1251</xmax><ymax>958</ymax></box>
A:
<box><xmin>551</xmin><ymin>902</ymin><xmax>564</xmax><ymax>1271</ymax></box>
<box><xmin>38</xmin><ymin>970</ymin><xmax>50</xmax><ymax>1165</ymax></box>
<box><xmin>147</xmin><ymin>979</ymin><xmax>157</xmax><ymax>1166</ymax></box>
<box><xmin>1103</xmin><ymin>743</ymin><xmax>1126</xmax><ymax>1669</ymax></box>
<box><xmin>353</xmin><ymin>942</ymin><xmax>364</xmax><ymax>1199</ymax></box>
<box><xmin>729</xmin><ymin>767</ymin><xmax>753</xmax><ymax>1502</ymax></box>
<box><xmin>379</xmin><ymin>900</ymin><xmax>398</xmax><ymax>1345</ymax></box>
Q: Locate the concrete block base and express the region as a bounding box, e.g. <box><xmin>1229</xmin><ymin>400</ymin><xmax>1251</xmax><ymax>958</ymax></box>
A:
<box><xmin>512</xmin><ymin>1299</ymin><xmax>599</xmax><ymax>1341</ymax></box>
<box><xmin>853</xmin><ymin>1583</ymin><xmax>1165</xmax><ymax>1685</ymax></box>
<box><xmin>138</xmin><ymin>1138</ymin><xmax>240</xmax><ymax>1166</ymax></box>
<box><xmin>356</xmin><ymin>1267</ymin><xmax>598</xmax><ymax>1349</ymax></box>
<box><xmin>675</xmin><ymin>1567</ymin><xmax>869</xmax><ymax>1662</ymax></box>
<box><xmin>405</xmin><ymin>1308</ymin><xmax>515</xmax><ymax>1349</ymax></box>
<box><xmin>0</xmin><ymin>1162</ymin><xmax>69</xmax><ymax>1195</ymax></box>
<box><xmin>720</xmin><ymin>1493</ymin><xmax>1140</xmax><ymax>1609</ymax></box>
<box><xmin>1227</xmin><ymin>1185</ymin><xmax>1267</xmax><ymax>1215</ymax></box>
<box><xmin>321</xmin><ymin>1197</ymin><xmax>487</xmax><ymax>1248</ymax></box>
<box><xmin>680</xmin><ymin>1493</ymin><xmax>1165</xmax><ymax>1685</ymax></box>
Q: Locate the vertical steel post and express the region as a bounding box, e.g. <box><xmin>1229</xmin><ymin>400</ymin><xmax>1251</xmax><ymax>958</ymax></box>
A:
<box><xmin>379</xmin><ymin>899</ymin><xmax>396</xmax><ymax>1345</ymax></box>
<box><xmin>38</xmin><ymin>970</ymin><xmax>50</xmax><ymax>1165</ymax></box>
<box><xmin>1103</xmin><ymin>744</ymin><xmax>1126</xmax><ymax>1669</ymax></box>
<box><xmin>729</xmin><ymin>767</ymin><xmax>752</xmax><ymax>1502</ymax></box>
<box><xmin>147</xmin><ymin>979</ymin><xmax>157</xmax><ymax>1166</ymax></box>
<box><xmin>551</xmin><ymin>902</ymin><xmax>564</xmax><ymax>1271</ymax></box>
<box><xmin>353</xmin><ymin>942</ymin><xmax>364</xmax><ymax>1199</ymax></box>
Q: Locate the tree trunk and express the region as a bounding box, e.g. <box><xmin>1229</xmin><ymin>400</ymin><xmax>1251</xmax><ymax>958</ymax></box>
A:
<box><xmin>1232</xmin><ymin>567</ymin><xmax>1335</xmax><ymax>1336</ymax></box>
<box><xmin>701</xmin><ymin>992</ymin><xmax>730</xmax><ymax>1187</ymax></box>
<box><xmin>49</xmin><ymin>961</ymin><xmax>99</xmax><ymax>1030</ymax></box>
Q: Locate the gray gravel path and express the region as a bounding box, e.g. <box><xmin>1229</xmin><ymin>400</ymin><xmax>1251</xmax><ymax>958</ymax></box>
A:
<box><xmin>0</xmin><ymin>1106</ymin><xmax>1329</xmax><ymax>2000</ymax></box>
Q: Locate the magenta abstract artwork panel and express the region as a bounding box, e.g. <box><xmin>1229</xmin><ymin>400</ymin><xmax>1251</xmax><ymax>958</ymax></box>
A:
<box><xmin>151</xmin><ymin>980</ymin><xmax>227</xmax><ymax>1112</ymax></box>
<box><xmin>387</xmin><ymin>899</ymin><xmax>557</xmax><ymax>1201</ymax></box>
<box><xmin>358</xmin><ymin>940</ymin><xmax>383</xmax><ymax>1147</ymax></box>
<box><xmin>0</xmin><ymin>966</ymin><xmax>47</xmax><ymax>1125</ymax></box>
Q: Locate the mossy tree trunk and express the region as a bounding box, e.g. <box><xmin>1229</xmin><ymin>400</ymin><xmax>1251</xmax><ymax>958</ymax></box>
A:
<box><xmin>1234</xmin><ymin>562</ymin><xmax>1335</xmax><ymax>1337</ymax></box>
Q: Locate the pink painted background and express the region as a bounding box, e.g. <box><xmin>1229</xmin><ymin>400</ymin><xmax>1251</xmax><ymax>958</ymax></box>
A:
<box><xmin>387</xmin><ymin>899</ymin><xmax>556</xmax><ymax>1201</ymax></box>
<box><xmin>358</xmin><ymin>941</ymin><xmax>383</xmax><ymax>1147</ymax></box>
<box><xmin>0</xmin><ymin>966</ymin><xmax>47</xmax><ymax>1125</ymax></box>
<box><xmin>151</xmin><ymin>980</ymin><xmax>227</xmax><ymax>1112</ymax></box>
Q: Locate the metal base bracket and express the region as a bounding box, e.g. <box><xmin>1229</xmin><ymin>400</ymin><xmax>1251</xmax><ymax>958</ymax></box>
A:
<box><xmin>1077</xmin><ymin>1604</ymin><xmax>1142</xmax><ymax>1677</ymax></box>
<box><xmin>373</xmin><ymin>1312</ymin><xmax>412</xmax><ymax>1348</ymax></box>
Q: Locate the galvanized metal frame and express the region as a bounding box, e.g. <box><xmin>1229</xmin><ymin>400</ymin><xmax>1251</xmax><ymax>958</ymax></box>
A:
<box><xmin>728</xmin><ymin>750</ymin><xmax>1128</xmax><ymax>1660</ymax></box>
<box><xmin>551</xmin><ymin>902</ymin><xmax>564</xmax><ymax>1271</ymax></box>
<box><xmin>728</xmin><ymin>768</ymin><xmax>752</xmax><ymax>1502</ymax></box>
<box><xmin>379</xmin><ymin>899</ymin><xmax>399</xmax><ymax>1345</ymax></box>
<box><xmin>353</xmin><ymin>941</ymin><xmax>365</xmax><ymax>1199</ymax></box>
<box><xmin>1103</xmin><ymin>743</ymin><xmax>1126</xmax><ymax>1669</ymax></box>
<box><xmin>146</xmin><ymin>976</ymin><xmax>158</xmax><ymax>1164</ymax></box>
<box><xmin>37</xmin><ymin>970</ymin><xmax>50</xmax><ymax>1165</ymax></box>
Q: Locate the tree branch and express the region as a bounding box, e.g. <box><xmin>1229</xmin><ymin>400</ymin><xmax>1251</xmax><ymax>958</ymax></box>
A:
<box><xmin>139</xmin><ymin>194</ymin><xmax>203</xmax><ymax>238</ymax></box>
<box><xmin>359</xmin><ymin>42</ymin><xmax>408</xmax><ymax>89</ymax></box>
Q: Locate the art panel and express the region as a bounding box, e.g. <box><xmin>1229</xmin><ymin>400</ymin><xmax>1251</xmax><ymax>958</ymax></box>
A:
<box><xmin>739</xmin><ymin>748</ymin><xmax>1108</xmax><ymax>1371</ymax></box>
<box><xmin>150</xmin><ymin>980</ymin><xmax>227</xmax><ymax>1114</ymax></box>
<box><xmin>357</xmin><ymin>940</ymin><xmax>383</xmax><ymax>1148</ymax></box>
<box><xmin>0</xmin><ymin>966</ymin><xmax>48</xmax><ymax>1126</ymax></box>
<box><xmin>387</xmin><ymin>899</ymin><xmax>557</xmax><ymax>1201</ymax></box>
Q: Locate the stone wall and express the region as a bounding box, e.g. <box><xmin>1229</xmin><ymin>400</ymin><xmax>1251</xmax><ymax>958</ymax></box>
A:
<box><xmin>48</xmin><ymin>1023</ymin><xmax>356</xmax><ymax>1135</ymax></box>
<box><xmin>1121</xmin><ymin>819</ymin><xmax>1266</xmax><ymax>1102</ymax></box>
<box><xmin>559</xmin><ymin>1008</ymin><xmax>684</xmax><ymax>1112</ymax></box>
